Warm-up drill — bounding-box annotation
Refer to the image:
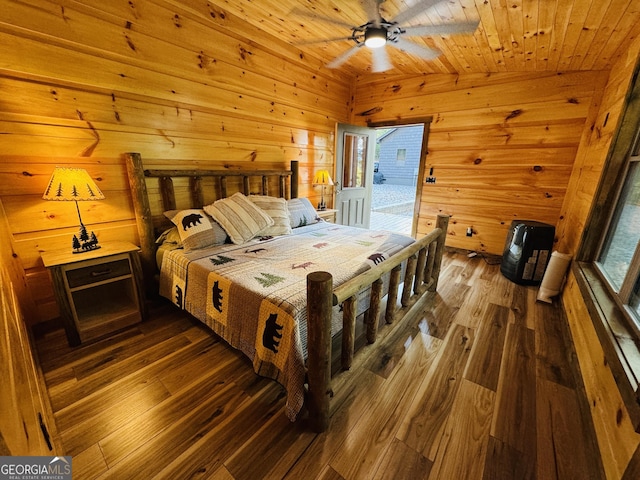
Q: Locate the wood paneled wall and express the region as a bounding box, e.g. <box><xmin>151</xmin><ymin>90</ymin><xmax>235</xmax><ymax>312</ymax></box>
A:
<box><xmin>0</xmin><ymin>0</ymin><xmax>350</xmax><ymax>324</ymax></box>
<box><xmin>351</xmin><ymin>71</ymin><xmax>608</xmax><ymax>254</ymax></box>
<box><xmin>0</xmin><ymin>198</ymin><xmax>60</xmax><ymax>455</ymax></box>
<box><xmin>556</xmin><ymin>38</ymin><xmax>640</xmax><ymax>480</ymax></box>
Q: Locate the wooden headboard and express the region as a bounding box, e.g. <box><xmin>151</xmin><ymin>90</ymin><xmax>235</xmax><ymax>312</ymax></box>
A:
<box><xmin>124</xmin><ymin>152</ymin><xmax>299</xmax><ymax>288</ymax></box>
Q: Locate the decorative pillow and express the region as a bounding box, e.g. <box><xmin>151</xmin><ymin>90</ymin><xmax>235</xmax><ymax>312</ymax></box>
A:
<box><xmin>164</xmin><ymin>209</ymin><xmax>228</xmax><ymax>251</ymax></box>
<box><xmin>287</xmin><ymin>197</ymin><xmax>320</xmax><ymax>228</ymax></box>
<box><xmin>249</xmin><ymin>195</ymin><xmax>292</xmax><ymax>236</ymax></box>
<box><xmin>155</xmin><ymin>226</ymin><xmax>183</xmax><ymax>246</ymax></box>
<box><xmin>204</xmin><ymin>192</ymin><xmax>274</xmax><ymax>244</ymax></box>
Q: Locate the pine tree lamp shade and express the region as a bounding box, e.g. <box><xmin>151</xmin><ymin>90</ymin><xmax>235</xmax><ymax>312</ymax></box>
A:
<box><xmin>43</xmin><ymin>167</ymin><xmax>105</xmax><ymax>253</ymax></box>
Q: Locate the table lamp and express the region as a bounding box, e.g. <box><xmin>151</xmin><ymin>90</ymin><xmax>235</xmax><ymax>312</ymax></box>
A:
<box><xmin>312</xmin><ymin>170</ymin><xmax>333</xmax><ymax>210</ymax></box>
<box><xmin>43</xmin><ymin>167</ymin><xmax>105</xmax><ymax>253</ymax></box>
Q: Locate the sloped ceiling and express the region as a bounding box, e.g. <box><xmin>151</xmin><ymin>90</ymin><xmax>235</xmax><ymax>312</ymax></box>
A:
<box><xmin>212</xmin><ymin>0</ymin><xmax>640</xmax><ymax>76</ymax></box>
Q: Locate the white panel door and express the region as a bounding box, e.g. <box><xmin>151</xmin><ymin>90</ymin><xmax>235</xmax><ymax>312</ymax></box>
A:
<box><xmin>335</xmin><ymin>123</ymin><xmax>376</xmax><ymax>228</ymax></box>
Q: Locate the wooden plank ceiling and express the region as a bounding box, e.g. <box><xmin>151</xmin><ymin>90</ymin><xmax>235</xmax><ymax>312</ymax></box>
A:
<box><xmin>210</xmin><ymin>0</ymin><xmax>640</xmax><ymax>76</ymax></box>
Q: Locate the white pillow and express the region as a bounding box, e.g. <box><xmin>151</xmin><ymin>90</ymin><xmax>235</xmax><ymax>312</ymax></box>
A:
<box><xmin>204</xmin><ymin>192</ymin><xmax>274</xmax><ymax>244</ymax></box>
<box><xmin>249</xmin><ymin>195</ymin><xmax>292</xmax><ymax>236</ymax></box>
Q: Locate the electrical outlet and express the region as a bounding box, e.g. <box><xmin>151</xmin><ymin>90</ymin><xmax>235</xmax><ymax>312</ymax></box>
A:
<box><xmin>466</xmin><ymin>227</ymin><xmax>473</xmax><ymax>237</ymax></box>
<box><xmin>426</xmin><ymin>167</ymin><xmax>436</xmax><ymax>184</ymax></box>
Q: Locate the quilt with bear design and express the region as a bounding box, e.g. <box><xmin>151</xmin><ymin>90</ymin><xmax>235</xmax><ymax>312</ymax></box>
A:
<box><xmin>159</xmin><ymin>221</ymin><xmax>414</xmax><ymax>421</ymax></box>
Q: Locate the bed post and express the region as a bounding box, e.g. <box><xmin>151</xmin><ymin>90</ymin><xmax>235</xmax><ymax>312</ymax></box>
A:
<box><xmin>306</xmin><ymin>270</ymin><xmax>333</xmax><ymax>432</ymax></box>
<box><xmin>290</xmin><ymin>160</ymin><xmax>299</xmax><ymax>199</ymax></box>
<box><xmin>124</xmin><ymin>152</ymin><xmax>156</xmax><ymax>294</ymax></box>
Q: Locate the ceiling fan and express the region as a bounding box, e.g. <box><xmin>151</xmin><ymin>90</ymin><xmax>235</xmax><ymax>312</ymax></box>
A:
<box><xmin>294</xmin><ymin>0</ymin><xmax>479</xmax><ymax>72</ymax></box>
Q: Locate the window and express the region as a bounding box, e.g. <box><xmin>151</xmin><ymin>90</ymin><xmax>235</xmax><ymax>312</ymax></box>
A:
<box><xmin>342</xmin><ymin>133</ymin><xmax>367</xmax><ymax>188</ymax></box>
<box><xmin>574</xmin><ymin>69</ymin><xmax>640</xmax><ymax>431</ymax></box>
<box><xmin>396</xmin><ymin>148</ymin><xmax>406</xmax><ymax>166</ymax></box>
<box><xmin>596</xmin><ymin>124</ymin><xmax>640</xmax><ymax>328</ymax></box>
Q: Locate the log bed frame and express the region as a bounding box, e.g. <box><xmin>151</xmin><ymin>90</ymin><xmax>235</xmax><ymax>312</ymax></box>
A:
<box><xmin>124</xmin><ymin>152</ymin><xmax>449</xmax><ymax>432</ymax></box>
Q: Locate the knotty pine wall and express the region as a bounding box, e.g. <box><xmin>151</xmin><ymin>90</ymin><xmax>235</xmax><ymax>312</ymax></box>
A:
<box><xmin>556</xmin><ymin>39</ymin><xmax>640</xmax><ymax>479</ymax></box>
<box><xmin>0</xmin><ymin>199</ymin><xmax>60</xmax><ymax>456</ymax></box>
<box><xmin>351</xmin><ymin>71</ymin><xmax>608</xmax><ymax>254</ymax></box>
<box><xmin>0</xmin><ymin>1</ymin><xmax>349</xmax><ymax>325</ymax></box>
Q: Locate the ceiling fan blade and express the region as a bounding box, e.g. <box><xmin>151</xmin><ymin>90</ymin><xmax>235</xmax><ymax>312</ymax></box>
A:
<box><xmin>363</xmin><ymin>0</ymin><xmax>383</xmax><ymax>27</ymax></box>
<box><xmin>401</xmin><ymin>21</ymin><xmax>480</xmax><ymax>37</ymax></box>
<box><xmin>326</xmin><ymin>44</ymin><xmax>364</xmax><ymax>69</ymax></box>
<box><xmin>390</xmin><ymin>0</ymin><xmax>442</xmax><ymax>26</ymax></box>
<box><xmin>290</xmin><ymin>7</ymin><xmax>357</xmax><ymax>30</ymax></box>
<box><xmin>371</xmin><ymin>47</ymin><xmax>392</xmax><ymax>72</ymax></box>
<box><xmin>294</xmin><ymin>36</ymin><xmax>358</xmax><ymax>46</ymax></box>
<box><xmin>391</xmin><ymin>37</ymin><xmax>441</xmax><ymax>60</ymax></box>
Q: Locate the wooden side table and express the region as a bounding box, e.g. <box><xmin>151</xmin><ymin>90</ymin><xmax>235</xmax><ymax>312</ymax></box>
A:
<box><xmin>316</xmin><ymin>208</ymin><xmax>338</xmax><ymax>223</ymax></box>
<box><xmin>42</xmin><ymin>241</ymin><xmax>147</xmax><ymax>346</ymax></box>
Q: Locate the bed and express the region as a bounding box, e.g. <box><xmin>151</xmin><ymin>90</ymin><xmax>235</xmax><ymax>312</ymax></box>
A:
<box><xmin>124</xmin><ymin>152</ymin><xmax>449</xmax><ymax>431</ymax></box>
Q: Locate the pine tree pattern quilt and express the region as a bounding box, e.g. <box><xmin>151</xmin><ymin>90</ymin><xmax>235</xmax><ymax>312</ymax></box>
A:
<box><xmin>159</xmin><ymin>221</ymin><xmax>414</xmax><ymax>420</ymax></box>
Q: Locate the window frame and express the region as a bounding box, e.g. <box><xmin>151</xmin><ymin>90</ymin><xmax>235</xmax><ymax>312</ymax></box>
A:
<box><xmin>594</xmin><ymin>127</ymin><xmax>640</xmax><ymax>334</ymax></box>
<box><xmin>342</xmin><ymin>132</ymin><xmax>368</xmax><ymax>188</ymax></box>
<box><xmin>574</xmin><ymin>63</ymin><xmax>640</xmax><ymax>431</ymax></box>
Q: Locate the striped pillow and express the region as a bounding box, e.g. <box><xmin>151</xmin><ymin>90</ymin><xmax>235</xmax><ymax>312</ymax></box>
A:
<box><xmin>249</xmin><ymin>195</ymin><xmax>292</xmax><ymax>236</ymax></box>
<box><xmin>204</xmin><ymin>192</ymin><xmax>274</xmax><ymax>244</ymax></box>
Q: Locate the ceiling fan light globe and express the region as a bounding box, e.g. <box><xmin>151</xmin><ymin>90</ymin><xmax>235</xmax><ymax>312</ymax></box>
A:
<box><xmin>364</xmin><ymin>27</ymin><xmax>386</xmax><ymax>48</ymax></box>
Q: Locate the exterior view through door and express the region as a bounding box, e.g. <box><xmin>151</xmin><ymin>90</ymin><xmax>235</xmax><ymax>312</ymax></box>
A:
<box><xmin>371</xmin><ymin>125</ymin><xmax>424</xmax><ymax>235</ymax></box>
<box><xmin>335</xmin><ymin>123</ymin><xmax>423</xmax><ymax>236</ymax></box>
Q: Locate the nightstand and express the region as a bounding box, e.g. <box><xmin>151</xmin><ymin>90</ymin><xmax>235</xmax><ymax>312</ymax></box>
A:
<box><xmin>316</xmin><ymin>208</ymin><xmax>338</xmax><ymax>223</ymax></box>
<box><xmin>42</xmin><ymin>241</ymin><xmax>147</xmax><ymax>346</ymax></box>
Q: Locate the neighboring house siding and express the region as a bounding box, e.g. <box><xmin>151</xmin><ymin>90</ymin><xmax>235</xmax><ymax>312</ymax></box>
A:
<box><xmin>377</xmin><ymin>126</ymin><xmax>423</xmax><ymax>185</ymax></box>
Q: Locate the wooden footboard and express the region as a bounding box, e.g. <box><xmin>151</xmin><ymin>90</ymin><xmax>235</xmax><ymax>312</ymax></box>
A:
<box><xmin>306</xmin><ymin>214</ymin><xmax>449</xmax><ymax>432</ymax></box>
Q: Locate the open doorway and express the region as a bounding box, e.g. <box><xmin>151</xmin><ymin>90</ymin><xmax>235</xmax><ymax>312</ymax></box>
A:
<box><xmin>369</xmin><ymin>124</ymin><xmax>425</xmax><ymax>236</ymax></box>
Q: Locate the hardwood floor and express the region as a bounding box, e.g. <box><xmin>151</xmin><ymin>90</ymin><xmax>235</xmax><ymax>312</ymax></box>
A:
<box><xmin>35</xmin><ymin>251</ymin><xmax>605</xmax><ymax>479</ymax></box>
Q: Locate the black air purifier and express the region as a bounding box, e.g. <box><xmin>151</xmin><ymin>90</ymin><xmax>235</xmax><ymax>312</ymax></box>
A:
<box><xmin>500</xmin><ymin>220</ymin><xmax>555</xmax><ymax>285</ymax></box>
